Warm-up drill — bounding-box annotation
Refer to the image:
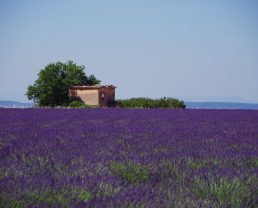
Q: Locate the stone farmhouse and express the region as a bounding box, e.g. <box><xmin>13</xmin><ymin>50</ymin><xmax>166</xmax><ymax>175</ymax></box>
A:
<box><xmin>69</xmin><ymin>85</ymin><xmax>116</xmax><ymax>107</ymax></box>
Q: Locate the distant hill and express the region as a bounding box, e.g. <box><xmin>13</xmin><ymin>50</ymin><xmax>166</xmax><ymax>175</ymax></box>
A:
<box><xmin>0</xmin><ymin>101</ymin><xmax>34</xmax><ymax>108</ymax></box>
<box><xmin>185</xmin><ymin>102</ymin><xmax>258</xmax><ymax>109</ymax></box>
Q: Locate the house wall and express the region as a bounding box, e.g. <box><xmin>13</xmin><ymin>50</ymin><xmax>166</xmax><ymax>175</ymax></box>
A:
<box><xmin>99</xmin><ymin>88</ymin><xmax>115</xmax><ymax>107</ymax></box>
<box><xmin>70</xmin><ymin>89</ymin><xmax>99</xmax><ymax>106</ymax></box>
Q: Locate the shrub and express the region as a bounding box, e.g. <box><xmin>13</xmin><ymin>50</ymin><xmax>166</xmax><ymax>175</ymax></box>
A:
<box><xmin>68</xmin><ymin>101</ymin><xmax>89</xmax><ymax>108</ymax></box>
<box><xmin>118</xmin><ymin>97</ymin><xmax>185</xmax><ymax>109</ymax></box>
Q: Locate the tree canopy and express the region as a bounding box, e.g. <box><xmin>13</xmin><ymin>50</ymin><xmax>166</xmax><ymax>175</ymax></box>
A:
<box><xmin>26</xmin><ymin>61</ymin><xmax>101</xmax><ymax>107</ymax></box>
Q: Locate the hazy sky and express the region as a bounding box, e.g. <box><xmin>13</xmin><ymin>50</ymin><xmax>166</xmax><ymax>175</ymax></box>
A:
<box><xmin>1</xmin><ymin>0</ymin><xmax>258</xmax><ymax>103</ymax></box>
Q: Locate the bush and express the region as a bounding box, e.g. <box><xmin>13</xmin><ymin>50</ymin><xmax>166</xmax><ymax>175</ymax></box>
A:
<box><xmin>68</xmin><ymin>101</ymin><xmax>89</xmax><ymax>108</ymax></box>
<box><xmin>118</xmin><ymin>97</ymin><xmax>185</xmax><ymax>109</ymax></box>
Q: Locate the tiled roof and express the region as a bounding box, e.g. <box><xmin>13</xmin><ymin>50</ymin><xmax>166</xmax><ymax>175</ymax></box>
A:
<box><xmin>70</xmin><ymin>85</ymin><xmax>116</xmax><ymax>89</ymax></box>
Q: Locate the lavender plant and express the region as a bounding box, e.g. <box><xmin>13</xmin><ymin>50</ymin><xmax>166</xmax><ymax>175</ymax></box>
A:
<box><xmin>0</xmin><ymin>108</ymin><xmax>257</xmax><ymax>207</ymax></box>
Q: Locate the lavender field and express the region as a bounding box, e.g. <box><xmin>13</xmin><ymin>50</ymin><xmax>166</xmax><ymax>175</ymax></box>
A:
<box><xmin>0</xmin><ymin>108</ymin><xmax>258</xmax><ymax>207</ymax></box>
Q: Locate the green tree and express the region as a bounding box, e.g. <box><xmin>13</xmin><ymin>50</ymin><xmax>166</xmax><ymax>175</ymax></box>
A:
<box><xmin>26</xmin><ymin>61</ymin><xmax>101</xmax><ymax>107</ymax></box>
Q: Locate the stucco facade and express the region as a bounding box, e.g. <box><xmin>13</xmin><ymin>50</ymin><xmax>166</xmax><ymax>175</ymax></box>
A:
<box><xmin>69</xmin><ymin>85</ymin><xmax>116</xmax><ymax>107</ymax></box>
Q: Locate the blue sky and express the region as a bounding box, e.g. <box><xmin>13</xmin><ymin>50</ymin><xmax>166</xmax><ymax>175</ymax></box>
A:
<box><xmin>1</xmin><ymin>0</ymin><xmax>258</xmax><ymax>103</ymax></box>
